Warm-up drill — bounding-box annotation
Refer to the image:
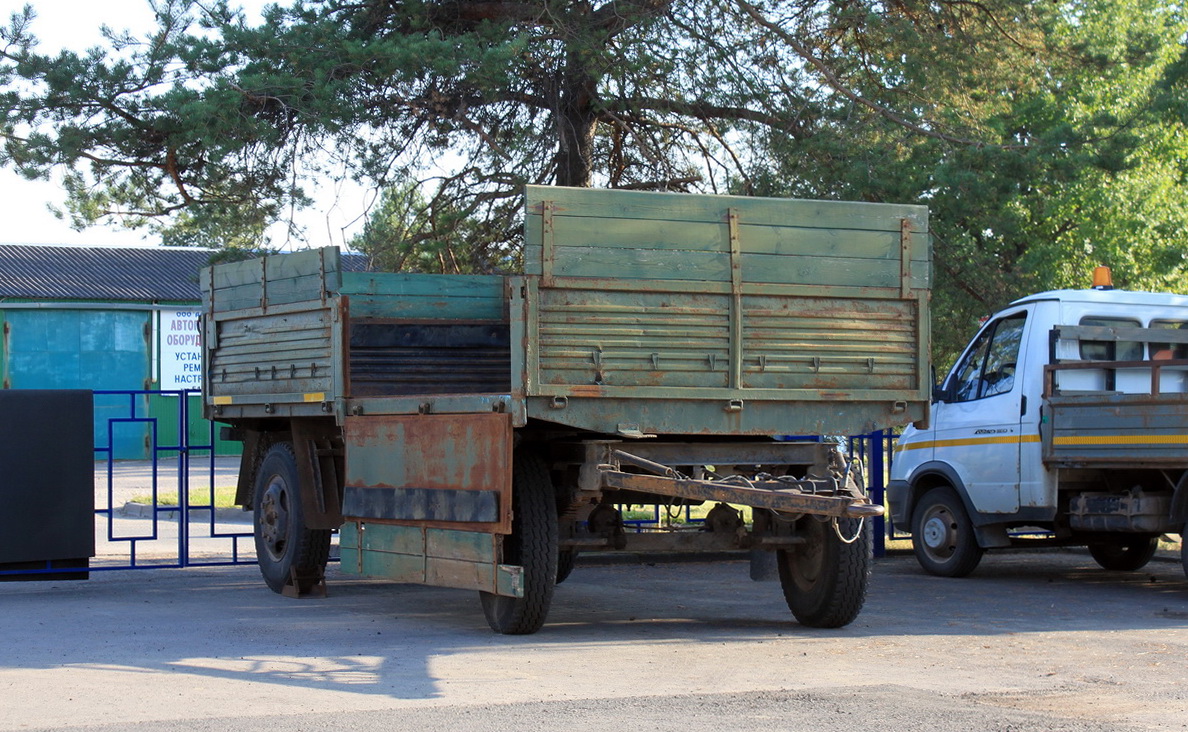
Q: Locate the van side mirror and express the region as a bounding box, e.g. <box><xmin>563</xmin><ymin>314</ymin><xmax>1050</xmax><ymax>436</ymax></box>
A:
<box><xmin>931</xmin><ymin>367</ymin><xmax>952</xmax><ymax>403</ymax></box>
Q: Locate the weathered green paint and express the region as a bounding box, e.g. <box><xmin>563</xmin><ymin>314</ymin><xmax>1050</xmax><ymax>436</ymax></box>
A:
<box><xmin>341</xmin><ymin>272</ymin><xmax>505</xmax><ymax>320</ymax></box>
<box><xmin>203</xmin><ymin>186</ymin><xmax>929</xmax><ymax>597</ymax></box>
<box><xmin>203</xmin><ymin>187</ymin><xmax>929</xmax><ymax>438</ymax></box>
<box><xmin>339</xmin><ymin>521</ymin><xmax>523</xmax><ymax>597</ymax></box>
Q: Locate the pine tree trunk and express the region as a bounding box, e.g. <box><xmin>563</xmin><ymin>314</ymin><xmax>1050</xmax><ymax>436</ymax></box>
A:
<box><xmin>555</xmin><ymin>52</ymin><xmax>597</xmax><ymax>188</ymax></box>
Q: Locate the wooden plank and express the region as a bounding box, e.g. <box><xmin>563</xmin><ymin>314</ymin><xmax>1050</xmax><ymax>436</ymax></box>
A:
<box><xmin>425</xmin><ymin>556</ymin><xmax>497</xmax><ymax>593</ymax></box>
<box><xmin>262</xmin><ymin>247</ymin><xmax>340</xmax><ymax>286</ymax></box>
<box><xmin>549</xmin><ymin>246</ymin><xmax>732</xmax><ymax>282</ymax></box>
<box><xmin>347</xmin><ymin>294</ymin><xmax>505</xmax><ymax>321</ymax></box>
<box><xmin>426</xmin><ymin>528</ymin><xmax>498</xmax><ymax>563</ymax></box>
<box><xmin>538</xmin><ymin>215</ymin><xmax>924</xmax><ymax>260</ymax></box>
<box><xmin>359</xmin><ymin>549</ymin><xmax>427</xmax><ymax>584</ymax></box>
<box><xmin>524</xmin><ymin>185</ymin><xmax>929</xmax><ymax>233</ymax></box>
<box><xmin>359</xmin><ymin>522</ymin><xmax>424</xmax><ymax>555</ymax></box>
<box><xmin>341</xmin><ymin>272</ymin><xmax>504</xmax><ymax>299</ymax></box>
<box><xmin>543</xmin><ymin>247</ymin><xmax>929</xmax><ymax>288</ymax></box>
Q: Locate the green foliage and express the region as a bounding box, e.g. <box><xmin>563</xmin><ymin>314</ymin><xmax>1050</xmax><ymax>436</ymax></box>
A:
<box><xmin>3</xmin><ymin>1</ymin><xmax>1188</xmax><ymax>371</ymax></box>
<box><xmin>349</xmin><ymin>179</ymin><xmax>520</xmax><ymax>273</ymax></box>
<box><xmin>745</xmin><ymin>0</ymin><xmax>1188</xmax><ymax>367</ymax></box>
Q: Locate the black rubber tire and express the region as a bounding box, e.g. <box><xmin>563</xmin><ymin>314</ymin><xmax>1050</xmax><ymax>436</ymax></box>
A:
<box><xmin>556</xmin><ymin>549</ymin><xmax>577</xmax><ymax>584</ymax></box>
<box><xmin>253</xmin><ymin>442</ymin><xmax>332</xmax><ymax>594</ymax></box>
<box><xmin>911</xmin><ymin>486</ymin><xmax>984</xmax><ymax>578</ymax></box>
<box><xmin>777</xmin><ymin>515</ymin><xmax>872</xmax><ymax>628</ymax></box>
<box><xmin>1182</xmin><ymin>527</ymin><xmax>1188</xmax><ymax>580</ymax></box>
<box><xmin>479</xmin><ymin>450</ymin><xmax>559</xmax><ymax>634</ymax></box>
<box><xmin>1088</xmin><ymin>535</ymin><xmax>1159</xmax><ymax>571</ymax></box>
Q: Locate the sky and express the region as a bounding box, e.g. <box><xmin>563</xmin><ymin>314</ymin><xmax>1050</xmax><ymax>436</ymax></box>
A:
<box><xmin>0</xmin><ymin>0</ymin><xmax>369</xmax><ymax>250</ymax></box>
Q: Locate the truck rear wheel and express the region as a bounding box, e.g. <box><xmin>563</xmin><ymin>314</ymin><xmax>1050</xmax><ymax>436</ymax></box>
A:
<box><xmin>556</xmin><ymin>549</ymin><xmax>577</xmax><ymax>584</ymax></box>
<box><xmin>1087</xmin><ymin>536</ymin><xmax>1159</xmax><ymax>571</ymax></box>
<box><xmin>1182</xmin><ymin>528</ymin><xmax>1188</xmax><ymax>579</ymax></box>
<box><xmin>777</xmin><ymin>514</ymin><xmax>872</xmax><ymax>628</ymax></box>
<box><xmin>479</xmin><ymin>450</ymin><xmax>558</xmax><ymax>634</ymax></box>
<box><xmin>911</xmin><ymin>486</ymin><xmax>983</xmax><ymax>577</ymax></box>
<box><xmin>253</xmin><ymin>442</ymin><xmax>332</xmax><ymax>594</ymax></box>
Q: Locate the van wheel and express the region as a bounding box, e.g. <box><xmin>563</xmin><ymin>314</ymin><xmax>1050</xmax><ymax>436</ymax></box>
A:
<box><xmin>911</xmin><ymin>486</ymin><xmax>983</xmax><ymax>577</ymax></box>
<box><xmin>778</xmin><ymin>514</ymin><xmax>872</xmax><ymax>628</ymax></box>
<box><xmin>479</xmin><ymin>450</ymin><xmax>558</xmax><ymax>634</ymax></box>
<box><xmin>253</xmin><ymin>442</ymin><xmax>332</xmax><ymax>594</ymax></box>
<box><xmin>1088</xmin><ymin>536</ymin><xmax>1159</xmax><ymax>571</ymax></box>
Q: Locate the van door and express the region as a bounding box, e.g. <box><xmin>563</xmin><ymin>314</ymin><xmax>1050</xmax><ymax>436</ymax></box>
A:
<box><xmin>932</xmin><ymin>308</ymin><xmax>1031</xmax><ymax>514</ymax></box>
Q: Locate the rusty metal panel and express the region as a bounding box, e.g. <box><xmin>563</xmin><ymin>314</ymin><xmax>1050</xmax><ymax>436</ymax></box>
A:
<box><xmin>342</xmin><ymin>413</ymin><xmax>513</xmax><ymax>533</ymax></box>
<box><xmin>342</xmin><ymin>487</ymin><xmax>499</xmax><ymax>523</ymax></box>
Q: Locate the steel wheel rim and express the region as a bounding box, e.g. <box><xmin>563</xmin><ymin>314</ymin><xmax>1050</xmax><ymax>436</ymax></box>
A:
<box><xmin>259</xmin><ymin>475</ymin><xmax>290</xmax><ymax>562</ymax></box>
<box><xmin>921</xmin><ymin>506</ymin><xmax>956</xmax><ymax>560</ymax></box>
<box><xmin>790</xmin><ymin>519</ymin><xmax>826</xmax><ymax>591</ymax></box>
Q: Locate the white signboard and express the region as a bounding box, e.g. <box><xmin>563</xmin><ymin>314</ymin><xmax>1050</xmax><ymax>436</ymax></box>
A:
<box><xmin>160</xmin><ymin>309</ymin><xmax>203</xmax><ymax>391</ymax></box>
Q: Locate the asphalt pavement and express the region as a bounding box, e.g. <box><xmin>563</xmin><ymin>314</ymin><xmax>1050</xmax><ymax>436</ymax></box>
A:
<box><xmin>1</xmin><ymin>550</ymin><xmax>1186</xmax><ymax>731</ymax></box>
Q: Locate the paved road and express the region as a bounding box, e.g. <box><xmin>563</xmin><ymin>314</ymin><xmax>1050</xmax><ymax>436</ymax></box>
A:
<box><xmin>1</xmin><ymin>551</ymin><xmax>1185</xmax><ymax>731</ymax></box>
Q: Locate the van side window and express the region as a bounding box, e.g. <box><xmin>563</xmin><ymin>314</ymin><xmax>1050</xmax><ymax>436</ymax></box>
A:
<box><xmin>1078</xmin><ymin>317</ymin><xmax>1142</xmax><ymax>361</ymax></box>
<box><xmin>949</xmin><ymin>313</ymin><xmax>1026</xmax><ymax>401</ymax></box>
<box><xmin>1150</xmin><ymin>320</ymin><xmax>1188</xmax><ymax>360</ymax></box>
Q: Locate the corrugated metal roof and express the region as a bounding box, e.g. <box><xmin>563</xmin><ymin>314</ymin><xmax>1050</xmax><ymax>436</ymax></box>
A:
<box><xmin>0</xmin><ymin>245</ymin><xmax>371</xmax><ymax>303</ymax></box>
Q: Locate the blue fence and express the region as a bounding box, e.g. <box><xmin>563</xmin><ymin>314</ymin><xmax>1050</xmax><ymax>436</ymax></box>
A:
<box><xmin>0</xmin><ymin>390</ymin><xmax>254</xmax><ymax>577</ymax></box>
<box><xmin>2</xmin><ymin>390</ymin><xmax>900</xmax><ymax>577</ymax></box>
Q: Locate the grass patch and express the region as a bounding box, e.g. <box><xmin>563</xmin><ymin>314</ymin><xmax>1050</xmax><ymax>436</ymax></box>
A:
<box><xmin>130</xmin><ymin>485</ymin><xmax>239</xmax><ymax>508</ymax></box>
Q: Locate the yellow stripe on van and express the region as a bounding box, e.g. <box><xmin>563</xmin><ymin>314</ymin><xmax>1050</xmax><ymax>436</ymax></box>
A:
<box><xmin>1053</xmin><ymin>434</ymin><xmax>1188</xmax><ymax>446</ymax></box>
<box><xmin>895</xmin><ymin>434</ymin><xmax>1042</xmax><ymax>452</ymax></box>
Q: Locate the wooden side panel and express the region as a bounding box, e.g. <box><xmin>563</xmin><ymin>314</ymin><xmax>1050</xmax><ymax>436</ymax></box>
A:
<box><xmin>202</xmin><ymin>247</ymin><xmax>341</xmax><ymax>313</ymax></box>
<box><xmin>522</xmin><ymin>184</ymin><xmax>929</xmax><ymax>288</ymax></box>
<box><xmin>341</xmin><ymin>272</ymin><xmax>506</xmax><ymax>320</ymax></box>
<box><xmin>520</xmin><ymin>186</ymin><xmax>931</xmax><ymax>435</ymax></box>
<box><xmin>337</xmin><ymin>521</ymin><xmax>523</xmax><ymax>597</ymax></box>
<box><xmin>207</xmin><ymin>307</ymin><xmax>336</xmax><ymax>398</ymax></box>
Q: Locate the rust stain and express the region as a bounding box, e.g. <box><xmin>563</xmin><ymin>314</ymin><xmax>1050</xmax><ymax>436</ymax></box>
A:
<box><xmin>345</xmin><ymin>413</ymin><xmax>513</xmax><ymax>533</ymax></box>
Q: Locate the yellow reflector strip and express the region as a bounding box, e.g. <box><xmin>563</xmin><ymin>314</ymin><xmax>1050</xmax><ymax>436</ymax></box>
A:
<box><xmin>1053</xmin><ymin>434</ymin><xmax>1188</xmax><ymax>446</ymax></box>
<box><xmin>304</xmin><ymin>392</ymin><xmax>326</xmax><ymax>403</ymax></box>
<box><xmin>895</xmin><ymin>434</ymin><xmax>1042</xmax><ymax>452</ymax></box>
<box><xmin>212</xmin><ymin>396</ymin><xmax>233</xmax><ymax>405</ymax></box>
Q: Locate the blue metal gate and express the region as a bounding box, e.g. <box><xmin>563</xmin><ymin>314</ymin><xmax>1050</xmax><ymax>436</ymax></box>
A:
<box><xmin>2</xmin><ymin>390</ymin><xmax>899</xmax><ymax>578</ymax></box>
<box><xmin>91</xmin><ymin>389</ymin><xmax>255</xmax><ymax>571</ymax></box>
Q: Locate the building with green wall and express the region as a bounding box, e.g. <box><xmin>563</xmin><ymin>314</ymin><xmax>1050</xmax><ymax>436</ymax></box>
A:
<box><xmin>0</xmin><ymin>245</ymin><xmax>236</xmax><ymax>459</ymax></box>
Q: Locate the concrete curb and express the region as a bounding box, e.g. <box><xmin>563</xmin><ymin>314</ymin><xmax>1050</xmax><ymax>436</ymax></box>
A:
<box><xmin>118</xmin><ymin>501</ymin><xmax>252</xmax><ymax>523</ymax></box>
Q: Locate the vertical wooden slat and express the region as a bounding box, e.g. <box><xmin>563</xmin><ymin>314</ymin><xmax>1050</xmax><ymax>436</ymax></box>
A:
<box><xmin>728</xmin><ymin>208</ymin><xmax>744</xmax><ymax>390</ymax></box>
<box><xmin>541</xmin><ymin>201</ymin><xmax>556</xmax><ymax>288</ymax></box>
<box><xmin>900</xmin><ymin>218</ymin><xmax>912</xmax><ymax>299</ymax></box>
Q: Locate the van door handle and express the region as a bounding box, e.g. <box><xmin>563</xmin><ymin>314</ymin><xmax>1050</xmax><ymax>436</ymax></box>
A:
<box><xmin>1020</xmin><ymin>395</ymin><xmax>1027</xmax><ymax>417</ymax></box>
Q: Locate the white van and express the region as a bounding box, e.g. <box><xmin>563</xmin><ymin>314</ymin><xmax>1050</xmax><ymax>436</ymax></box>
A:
<box><xmin>889</xmin><ymin>275</ymin><xmax>1188</xmax><ymax>578</ymax></box>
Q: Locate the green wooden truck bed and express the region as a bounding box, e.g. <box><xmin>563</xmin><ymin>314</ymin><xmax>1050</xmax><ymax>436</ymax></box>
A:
<box><xmin>201</xmin><ymin>186</ymin><xmax>930</xmax><ymax>634</ymax></box>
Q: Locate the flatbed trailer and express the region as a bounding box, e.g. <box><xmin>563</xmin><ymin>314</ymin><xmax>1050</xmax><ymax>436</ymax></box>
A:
<box><xmin>202</xmin><ymin>185</ymin><xmax>931</xmax><ymax>633</ymax></box>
